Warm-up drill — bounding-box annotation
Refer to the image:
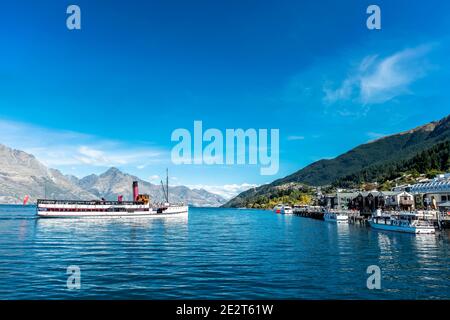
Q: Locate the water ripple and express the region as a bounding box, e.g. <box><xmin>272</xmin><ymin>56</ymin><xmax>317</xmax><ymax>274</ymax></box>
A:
<box><xmin>0</xmin><ymin>205</ymin><xmax>449</xmax><ymax>299</ymax></box>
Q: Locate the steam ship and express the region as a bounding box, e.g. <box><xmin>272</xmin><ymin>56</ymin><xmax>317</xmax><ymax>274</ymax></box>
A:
<box><xmin>37</xmin><ymin>171</ymin><xmax>188</xmax><ymax>218</ymax></box>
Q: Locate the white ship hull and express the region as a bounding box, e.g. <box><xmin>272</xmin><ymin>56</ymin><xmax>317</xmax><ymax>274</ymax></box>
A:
<box><xmin>37</xmin><ymin>202</ymin><xmax>188</xmax><ymax>218</ymax></box>
<box><xmin>37</xmin><ymin>209</ymin><xmax>188</xmax><ymax>218</ymax></box>
<box><xmin>273</xmin><ymin>205</ymin><xmax>293</xmax><ymax>214</ymax></box>
<box><xmin>324</xmin><ymin>212</ymin><xmax>348</xmax><ymax>223</ymax></box>
<box><xmin>369</xmin><ymin>220</ymin><xmax>435</xmax><ymax>234</ymax></box>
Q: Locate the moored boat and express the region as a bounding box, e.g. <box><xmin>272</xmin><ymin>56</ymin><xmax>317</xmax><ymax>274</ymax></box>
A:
<box><xmin>283</xmin><ymin>205</ymin><xmax>293</xmax><ymax>214</ymax></box>
<box><xmin>273</xmin><ymin>204</ymin><xmax>293</xmax><ymax>214</ymax></box>
<box><xmin>368</xmin><ymin>210</ymin><xmax>435</xmax><ymax>234</ymax></box>
<box><xmin>324</xmin><ymin>210</ymin><xmax>349</xmax><ymax>223</ymax></box>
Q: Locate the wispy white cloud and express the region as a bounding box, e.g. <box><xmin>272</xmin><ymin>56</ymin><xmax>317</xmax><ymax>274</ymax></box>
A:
<box><xmin>0</xmin><ymin>119</ymin><xmax>167</xmax><ymax>169</ymax></box>
<box><xmin>324</xmin><ymin>44</ymin><xmax>434</xmax><ymax>106</ymax></box>
<box><xmin>186</xmin><ymin>183</ymin><xmax>260</xmax><ymax>200</ymax></box>
<box><xmin>149</xmin><ymin>175</ymin><xmax>161</xmax><ymax>183</ymax></box>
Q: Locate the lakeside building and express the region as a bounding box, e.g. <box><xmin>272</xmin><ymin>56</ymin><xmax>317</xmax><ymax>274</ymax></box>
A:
<box><xmin>324</xmin><ymin>191</ymin><xmax>414</xmax><ymax>213</ymax></box>
<box><xmin>319</xmin><ymin>173</ymin><xmax>450</xmax><ymax>214</ymax></box>
<box><xmin>351</xmin><ymin>191</ymin><xmax>383</xmax><ymax>214</ymax></box>
<box><xmin>382</xmin><ymin>191</ymin><xmax>415</xmax><ymax>210</ymax></box>
<box><xmin>409</xmin><ymin>173</ymin><xmax>450</xmax><ymax>210</ymax></box>
<box><xmin>350</xmin><ymin>191</ymin><xmax>413</xmax><ymax>213</ymax></box>
<box><xmin>322</xmin><ymin>192</ymin><xmax>359</xmax><ymax>210</ymax></box>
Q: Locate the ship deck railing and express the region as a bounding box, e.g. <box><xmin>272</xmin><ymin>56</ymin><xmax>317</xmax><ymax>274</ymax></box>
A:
<box><xmin>37</xmin><ymin>199</ymin><xmax>145</xmax><ymax>206</ymax></box>
<box><xmin>37</xmin><ymin>199</ymin><xmax>187</xmax><ymax>207</ymax></box>
<box><xmin>152</xmin><ymin>202</ymin><xmax>186</xmax><ymax>207</ymax></box>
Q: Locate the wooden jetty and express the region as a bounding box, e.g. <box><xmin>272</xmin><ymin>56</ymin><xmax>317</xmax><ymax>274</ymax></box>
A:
<box><xmin>293</xmin><ymin>206</ymin><xmax>449</xmax><ymax>229</ymax></box>
<box><xmin>294</xmin><ymin>209</ymin><xmax>324</xmax><ymax>220</ymax></box>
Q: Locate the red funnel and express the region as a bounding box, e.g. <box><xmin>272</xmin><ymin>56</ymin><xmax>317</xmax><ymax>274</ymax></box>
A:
<box><xmin>132</xmin><ymin>181</ymin><xmax>139</xmax><ymax>202</ymax></box>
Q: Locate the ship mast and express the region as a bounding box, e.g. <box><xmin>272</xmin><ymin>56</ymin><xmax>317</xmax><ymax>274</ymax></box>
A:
<box><xmin>166</xmin><ymin>168</ymin><xmax>169</xmax><ymax>203</ymax></box>
<box><xmin>160</xmin><ymin>168</ymin><xmax>170</xmax><ymax>203</ymax></box>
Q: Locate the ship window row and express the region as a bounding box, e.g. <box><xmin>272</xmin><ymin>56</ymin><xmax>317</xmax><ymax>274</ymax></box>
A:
<box><xmin>40</xmin><ymin>208</ymin><xmax>150</xmax><ymax>212</ymax></box>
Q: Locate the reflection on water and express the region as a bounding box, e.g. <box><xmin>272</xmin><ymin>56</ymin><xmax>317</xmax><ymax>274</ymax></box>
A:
<box><xmin>36</xmin><ymin>214</ymin><xmax>188</xmax><ymax>233</ymax></box>
<box><xmin>324</xmin><ymin>221</ymin><xmax>350</xmax><ymax>245</ymax></box>
<box><xmin>0</xmin><ymin>205</ymin><xmax>448</xmax><ymax>299</ymax></box>
<box><xmin>376</xmin><ymin>232</ymin><xmax>394</xmax><ymax>255</ymax></box>
<box><xmin>413</xmin><ymin>233</ymin><xmax>439</xmax><ymax>249</ymax></box>
<box><xmin>335</xmin><ymin>222</ymin><xmax>350</xmax><ymax>234</ymax></box>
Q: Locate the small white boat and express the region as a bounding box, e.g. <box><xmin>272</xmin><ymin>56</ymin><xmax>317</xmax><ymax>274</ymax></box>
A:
<box><xmin>324</xmin><ymin>210</ymin><xmax>348</xmax><ymax>223</ymax></box>
<box><xmin>283</xmin><ymin>206</ymin><xmax>293</xmax><ymax>214</ymax></box>
<box><xmin>273</xmin><ymin>204</ymin><xmax>293</xmax><ymax>214</ymax></box>
<box><xmin>369</xmin><ymin>211</ymin><xmax>435</xmax><ymax>234</ymax></box>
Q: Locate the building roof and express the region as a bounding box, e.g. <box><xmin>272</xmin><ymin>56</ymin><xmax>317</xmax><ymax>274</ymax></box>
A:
<box><xmin>337</xmin><ymin>192</ymin><xmax>359</xmax><ymax>197</ymax></box>
<box><xmin>410</xmin><ymin>180</ymin><xmax>450</xmax><ymax>193</ymax></box>
<box><xmin>381</xmin><ymin>191</ymin><xmax>412</xmax><ymax>197</ymax></box>
<box><xmin>359</xmin><ymin>191</ymin><xmax>383</xmax><ymax>197</ymax></box>
<box><xmin>380</xmin><ymin>191</ymin><xmax>399</xmax><ymax>196</ymax></box>
<box><xmin>325</xmin><ymin>192</ymin><xmax>359</xmax><ymax>198</ymax></box>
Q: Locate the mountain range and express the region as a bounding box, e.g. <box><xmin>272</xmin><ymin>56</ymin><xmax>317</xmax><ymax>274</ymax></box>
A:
<box><xmin>3</xmin><ymin>114</ymin><xmax>449</xmax><ymax>208</ymax></box>
<box><xmin>0</xmin><ymin>144</ymin><xmax>226</xmax><ymax>207</ymax></box>
<box><xmin>224</xmin><ymin>114</ymin><xmax>450</xmax><ymax>207</ymax></box>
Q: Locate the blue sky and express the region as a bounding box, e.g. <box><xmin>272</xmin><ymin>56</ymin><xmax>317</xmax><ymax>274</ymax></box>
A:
<box><xmin>1</xmin><ymin>1</ymin><xmax>450</xmax><ymax>198</ymax></box>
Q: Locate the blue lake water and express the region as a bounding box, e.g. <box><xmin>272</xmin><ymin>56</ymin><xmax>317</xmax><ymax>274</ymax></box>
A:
<box><xmin>0</xmin><ymin>205</ymin><xmax>449</xmax><ymax>299</ymax></box>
